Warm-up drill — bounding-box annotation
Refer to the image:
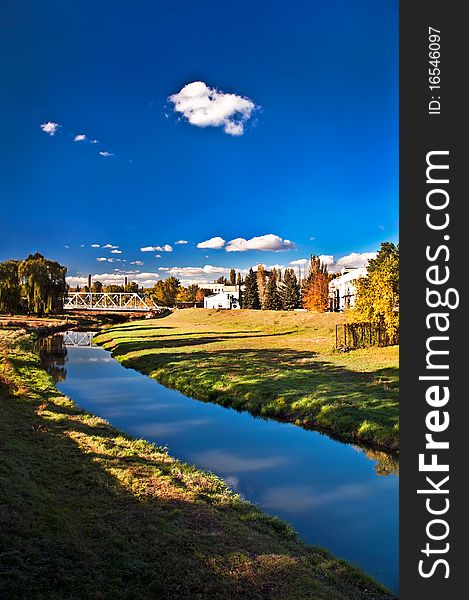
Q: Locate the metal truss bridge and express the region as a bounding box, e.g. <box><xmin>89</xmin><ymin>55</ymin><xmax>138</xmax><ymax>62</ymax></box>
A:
<box><xmin>63</xmin><ymin>292</ymin><xmax>165</xmax><ymax>313</ymax></box>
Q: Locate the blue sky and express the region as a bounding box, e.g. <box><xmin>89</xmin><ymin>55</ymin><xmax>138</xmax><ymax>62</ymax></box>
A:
<box><xmin>0</xmin><ymin>0</ymin><xmax>398</xmax><ymax>286</ymax></box>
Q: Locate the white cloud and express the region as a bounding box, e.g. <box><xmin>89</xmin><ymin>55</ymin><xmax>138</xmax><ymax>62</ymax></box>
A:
<box><xmin>64</xmin><ymin>245</ymin><xmax>70</xmax><ymax>249</ymax></box>
<box><xmin>289</xmin><ymin>258</ymin><xmax>308</xmax><ymax>266</ymax></box>
<box><xmin>226</xmin><ymin>234</ymin><xmax>295</xmax><ymax>253</ymax></box>
<box><xmin>168</xmin><ymin>81</ymin><xmax>257</xmax><ymax>136</ymax></box>
<box><xmin>99</xmin><ymin>151</ymin><xmax>114</xmax><ymax>157</ymax></box>
<box><xmin>158</xmin><ymin>267</ymin><xmax>170</xmax><ymax>271</ymax></box>
<box><xmin>335</xmin><ymin>252</ymin><xmax>376</xmax><ymax>270</ymax></box>
<box><xmin>140</xmin><ymin>244</ymin><xmax>172</xmax><ymax>253</ymax></box>
<box><xmin>40</xmin><ymin>121</ymin><xmax>60</xmax><ymax>136</ymax></box>
<box><xmin>103</xmin><ymin>244</ymin><xmax>118</xmax><ymax>249</ymax></box>
<box><xmin>90</xmin><ymin>139</ymin><xmax>99</xmax><ymax>144</ymax></box>
<box><xmin>318</xmin><ymin>255</ymin><xmax>335</xmax><ymax>268</ymax></box>
<box><xmin>175</xmin><ymin>240</ymin><xmax>188</xmax><ymax>245</ymax></box>
<box><xmin>74</xmin><ymin>134</ymin><xmax>87</xmax><ymax>142</ymax></box>
<box><xmin>96</xmin><ymin>257</ymin><xmax>107</xmax><ymax>262</ymax></box>
<box><xmin>91</xmin><ymin>243</ymin><xmax>100</xmax><ymax>248</ymax></box>
<box><xmin>197</xmin><ymin>236</ymin><xmax>226</xmax><ymax>250</ymax></box>
<box><xmin>67</xmin><ymin>271</ymin><xmax>160</xmax><ymax>287</ymax></box>
<box><xmin>130</xmin><ymin>261</ymin><xmax>144</xmax><ymax>265</ymax></box>
<box><xmin>110</xmin><ymin>249</ymin><xmax>122</xmax><ymax>254</ymax></box>
<box><xmin>155</xmin><ymin>254</ymin><xmax>162</xmax><ymax>258</ymax></box>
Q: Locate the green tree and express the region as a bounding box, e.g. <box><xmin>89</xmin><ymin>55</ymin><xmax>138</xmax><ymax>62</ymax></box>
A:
<box><xmin>91</xmin><ymin>280</ymin><xmax>103</xmax><ymax>293</ymax></box>
<box><xmin>236</xmin><ymin>272</ymin><xmax>243</xmax><ymax>286</ymax></box>
<box><xmin>149</xmin><ymin>277</ymin><xmax>181</xmax><ymax>306</ymax></box>
<box><xmin>264</xmin><ymin>268</ymin><xmax>282</xmax><ymax>310</ymax></box>
<box><xmin>124</xmin><ymin>281</ymin><xmax>139</xmax><ymax>293</ymax></box>
<box><xmin>18</xmin><ymin>253</ymin><xmax>67</xmax><ymax>315</ymax></box>
<box><xmin>0</xmin><ymin>259</ymin><xmax>21</xmax><ymax>314</ymax></box>
<box><xmin>215</xmin><ymin>276</ymin><xmax>228</xmax><ymax>284</ymax></box>
<box><xmin>281</xmin><ymin>268</ymin><xmax>300</xmax><ymax>310</ymax></box>
<box><xmin>302</xmin><ymin>255</ymin><xmax>329</xmax><ymax>312</ymax></box>
<box><xmin>353</xmin><ymin>242</ymin><xmax>399</xmax><ymax>337</ymax></box>
<box><xmin>242</xmin><ymin>268</ymin><xmax>260</xmax><ymax>309</ymax></box>
<box><xmin>229</xmin><ymin>269</ymin><xmax>236</xmax><ymax>285</ymax></box>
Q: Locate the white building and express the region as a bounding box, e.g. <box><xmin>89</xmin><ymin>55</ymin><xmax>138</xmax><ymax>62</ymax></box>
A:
<box><xmin>328</xmin><ymin>267</ymin><xmax>367</xmax><ymax>312</ymax></box>
<box><xmin>204</xmin><ymin>291</ymin><xmax>240</xmax><ymax>310</ymax></box>
<box><xmin>203</xmin><ymin>284</ymin><xmax>239</xmax><ymax>295</ymax></box>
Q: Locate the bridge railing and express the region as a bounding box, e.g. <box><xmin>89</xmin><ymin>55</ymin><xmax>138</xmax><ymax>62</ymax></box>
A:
<box><xmin>63</xmin><ymin>292</ymin><xmax>166</xmax><ymax>312</ymax></box>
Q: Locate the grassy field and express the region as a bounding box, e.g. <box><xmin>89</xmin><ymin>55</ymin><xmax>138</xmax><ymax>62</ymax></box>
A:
<box><xmin>96</xmin><ymin>309</ymin><xmax>399</xmax><ymax>451</ymax></box>
<box><xmin>0</xmin><ymin>328</ymin><xmax>395</xmax><ymax>599</ymax></box>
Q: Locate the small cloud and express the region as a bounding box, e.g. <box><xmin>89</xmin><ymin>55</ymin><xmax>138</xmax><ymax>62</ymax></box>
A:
<box><xmin>110</xmin><ymin>249</ymin><xmax>122</xmax><ymax>254</ymax></box>
<box><xmin>168</xmin><ymin>81</ymin><xmax>257</xmax><ymax>136</ymax></box>
<box><xmin>64</xmin><ymin>245</ymin><xmax>70</xmax><ymax>249</ymax></box>
<box><xmin>158</xmin><ymin>267</ymin><xmax>170</xmax><ymax>271</ymax></box>
<box><xmin>96</xmin><ymin>257</ymin><xmax>107</xmax><ymax>262</ymax></box>
<box><xmin>175</xmin><ymin>240</ymin><xmax>188</xmax><ymax>245</ymax></box>
<box><xmin>40</xmin><ymin>121</ymin><xmax>60</xmax><ymax>136</ymax></box>
<box><xmin>140</xmin><ymin>244</ymin><xmax>172</xmax><ymax>253</ymax></box>
<box><xmin>155</xmin><ymin>254</ymin><xmax>162</xmax><ymax>258</ymax></box>
<box><xmin>130</xmin><ymin>260</ymin><xmax>144</xmax><ymax>265</ymax></box>
<box><xmin>90</xmin><ymin>139</ymin><xmax>99</xmax><ymax>144</ymax></box>
<box><xmin>197</xmin><ymin>236</ymin><xmax>226</xmax><ymax>250</ymax></box>
<box><xmin>90</xmin><ymin>243</ymin><xmax>100</xmax><ymax>248</ymax></box>
<box><xmin>99</xmin><ymin>151</ymin><xmax>114</xmax><ymax>157</ymax></box>
<box><xmin>103</xmin><ymin>244</ymin><xmax>118</xmax><ymax>249</ymax></box>
<box><xmin>74</xmin><ymin>134</ymin><xmax>87</xmax><ymax>142</ymax></box>
<box><xmin>226</xmin><ymin>234</ymin><xmax>295</xmax><ymax>253</ymax></box>
<box><xmin>309</xmin><ymin>236</ymin><xmax>316</xmax><ymax>241</ymax></box>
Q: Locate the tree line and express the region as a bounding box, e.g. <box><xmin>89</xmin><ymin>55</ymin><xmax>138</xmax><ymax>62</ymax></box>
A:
<box><xmin>0</xmin><ymin>253</ymin><xmax>67</xmax><ymax>316</ymax></box>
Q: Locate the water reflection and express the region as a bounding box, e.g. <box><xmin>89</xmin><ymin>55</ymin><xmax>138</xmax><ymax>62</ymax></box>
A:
<box><xmin>38</xmin><ymin>332</ymin><xmax>399</xmax><ymax>592</ymax></box>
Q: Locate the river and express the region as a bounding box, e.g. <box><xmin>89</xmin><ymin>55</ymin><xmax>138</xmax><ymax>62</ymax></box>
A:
<box><xmin>39</xmin><ymin>331</ymin><xmax>399</xmax><ymax>592</ymax></box>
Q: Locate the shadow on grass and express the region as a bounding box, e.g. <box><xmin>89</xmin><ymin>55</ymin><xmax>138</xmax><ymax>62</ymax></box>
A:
<box><xmin>0</xmin><ymin>381</ymin><xmax>395</xmax><ymax>600</ymax></box>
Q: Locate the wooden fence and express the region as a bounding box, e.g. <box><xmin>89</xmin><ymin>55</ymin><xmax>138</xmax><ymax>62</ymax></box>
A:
<box><xmin>335</xmin><ymin>322</ymin><xmax>399</xmax><ymax>349</ymax></box>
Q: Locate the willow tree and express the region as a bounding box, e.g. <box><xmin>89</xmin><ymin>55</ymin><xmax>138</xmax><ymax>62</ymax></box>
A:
<box><xmin>0</xmin><ymin>259</ymin><xmax>21</xmax><ymax>314</ymax></box>
<box><xmin>353</xmin><ymin>242</ymin><xmax>399</xmax><ymax>337</ymax></box>
<box><xmin>18</xmin><ymin>253</ymin><xmax>67</xmax><ymax>315</ymax></box>
<box><xmin>302</xmin><ymin>255</ymin><xmax>329</xmax><ymax>312</ymax></box>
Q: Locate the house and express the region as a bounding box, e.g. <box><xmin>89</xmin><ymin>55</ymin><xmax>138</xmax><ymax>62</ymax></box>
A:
<box><xmin>203</xmin><ymin>284</ymin><xmax>239</xmax><ymax>295</ymax></box>
<box><xmin>328</xmin><ymin>267</ymin><xmax>367</xmax><ymax>311</ymax></box>
<box><xmin>204</xmin><ymin>291</ymin><xmax>240</xmax><ymax>310</ymax></box>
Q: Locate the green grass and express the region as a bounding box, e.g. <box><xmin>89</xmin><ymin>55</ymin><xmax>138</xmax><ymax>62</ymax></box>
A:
<box><xmin>95</xmin><ymin>309</ymin><xmax>399</xmax><ymax>452</ymax></box>
<box><xmin>0</xmin><ymin>328</ymin><xmax>395</xmax><ymax>599</ymax></box>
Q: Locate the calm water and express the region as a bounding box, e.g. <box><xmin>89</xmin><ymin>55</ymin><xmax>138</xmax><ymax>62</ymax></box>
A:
<box><xmin>39</xmin><ymin>331</ymin><xmax>399</xmax><ymax>592</ymax></box>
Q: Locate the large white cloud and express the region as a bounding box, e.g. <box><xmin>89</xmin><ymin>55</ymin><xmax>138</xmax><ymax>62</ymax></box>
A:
<box><xmin>226</xmin><ymin>234</ymin><xmax>295</xmax><ymax>253</ymax></box>
<box><xmin>335</xmin><ymin>252</ymin><xmax>376</xmax><ymax>270</ymax></box>
<box><xmin>169</xmin><ymin>81</ymin><xmax>257</xmax><ymax>136</ymax></box>
<box><xmin>197</xmin><ymin>236</ymin><xmax>226</xmax><ymax>250</ymax></box>
<box><xmin>40</xmin><ymin>121</ymin><xmax>60</xmax><ymax>136</ymax></box>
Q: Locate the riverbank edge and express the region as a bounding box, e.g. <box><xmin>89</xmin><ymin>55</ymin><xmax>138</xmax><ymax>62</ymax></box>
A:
<box><xmin>0</xmin><ymin>328</ymin><xmax>395</xmax><ymax>600</ymax></box>
<box><xmin>95</xmin><ymin>324</ymin><xmax>398</xmax><ymax>453</ymax></box>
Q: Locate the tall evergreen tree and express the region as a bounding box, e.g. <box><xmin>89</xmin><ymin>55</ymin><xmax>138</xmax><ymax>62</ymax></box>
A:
<box><xmin>264</xmin><ymin>268</ymin><xmax>282</xmax><ymax>310</ymax></box>
<box><xmin>281</xmin><ymin>268</ymin><xmax>300</xmax><ymax>310</ymax></box>
<box><xmin>256</xmin><ymin>264</ymin><xmax>267</xmax><ymax>308</ymax></box>
<box><xmin>236</xmin><ymin>272</ymin><xmax>243</xmax><ymax>286</ymax></box>
<box><xmin>242</xmin><ymin>268</ymin><xmax>260</xmax><ymax>309</ymax></box>
<box><xmin>229</xmin><ymin>269</ymin><xmax>236</xmax><ymax>285</ymax></box>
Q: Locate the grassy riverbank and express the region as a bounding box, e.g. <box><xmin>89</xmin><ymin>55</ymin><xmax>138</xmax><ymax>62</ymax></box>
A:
<box><xmin>96</xmin><ymin>310</ymin><xmax>399</xmax><ymax>451</ymax></box>
<box><xmin>0</xmin><ymin>328</ymin><xmax>394</xmax><ymax>599</ymax></box>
